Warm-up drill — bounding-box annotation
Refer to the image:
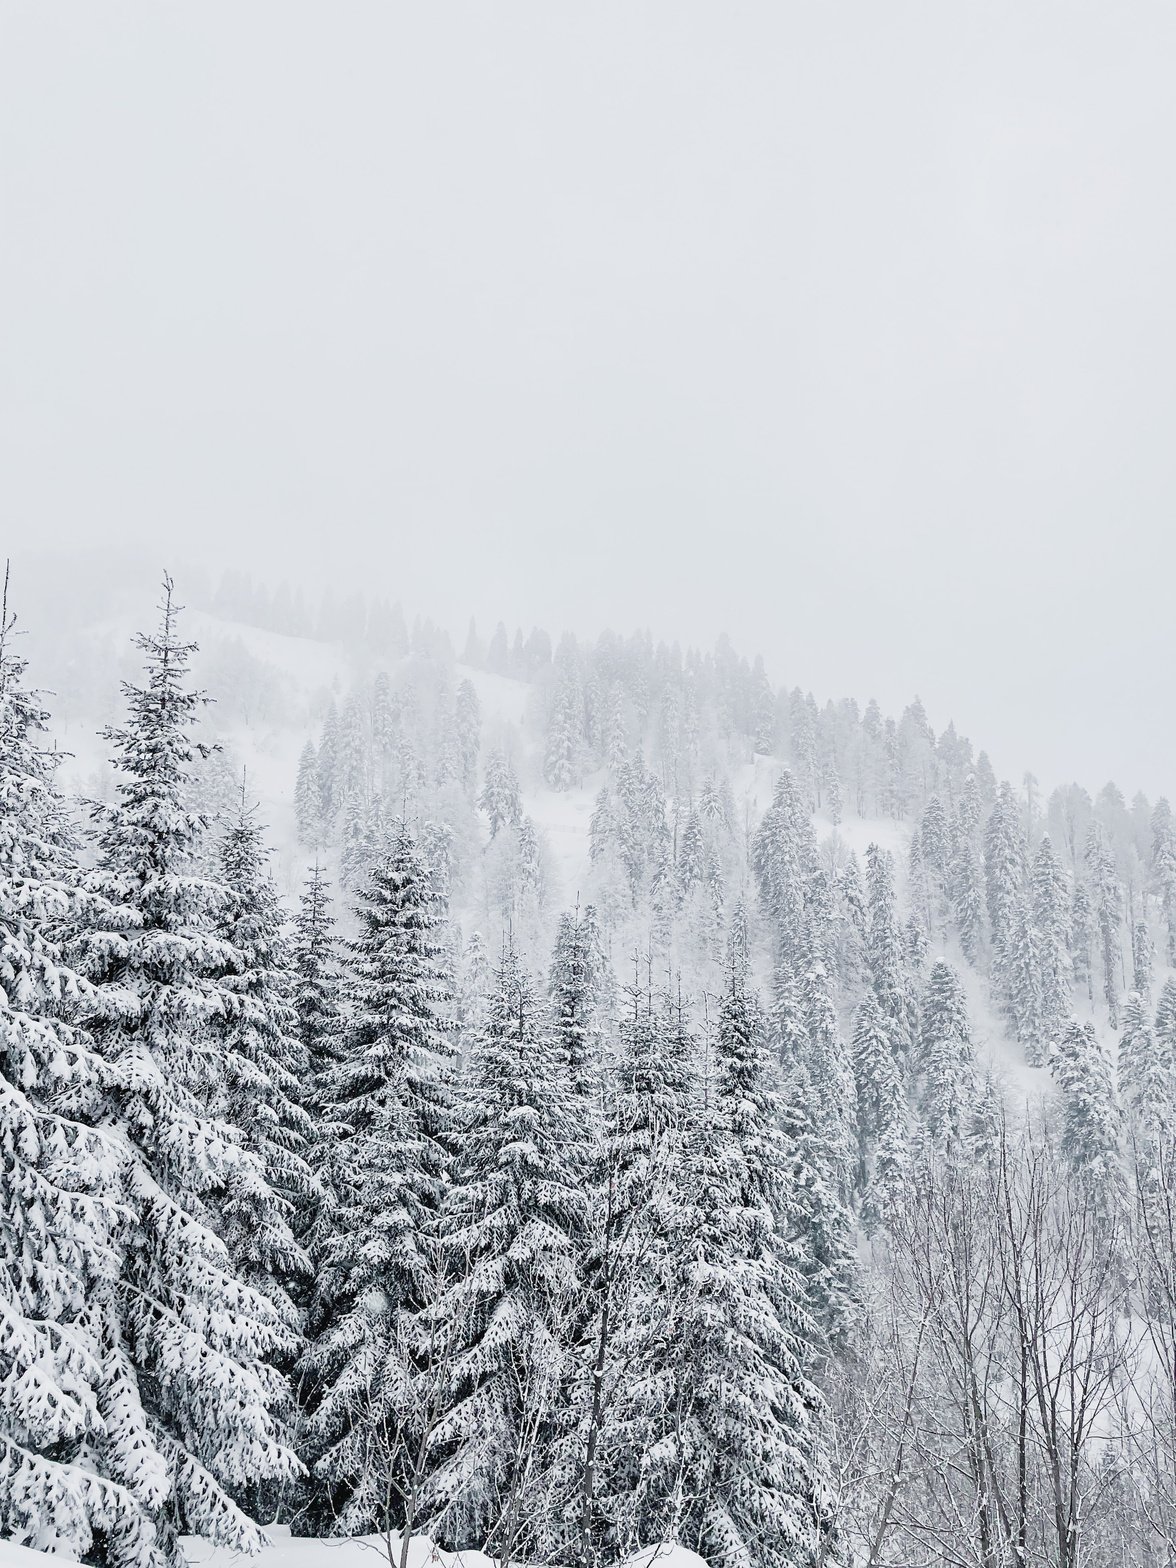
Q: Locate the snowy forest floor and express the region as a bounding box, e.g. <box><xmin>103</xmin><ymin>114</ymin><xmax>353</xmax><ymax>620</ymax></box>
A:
<box><xmin>0</xmin><ymin>1529</ymin><xmax>705</xmax><ymax>1568</ymax></box>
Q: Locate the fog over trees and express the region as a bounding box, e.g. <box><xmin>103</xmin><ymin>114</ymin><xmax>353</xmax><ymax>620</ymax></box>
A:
<box><xmin>2</xmin><ymin>562</ymin><xmax>1175</xmax><ymax>1568</ymax></box>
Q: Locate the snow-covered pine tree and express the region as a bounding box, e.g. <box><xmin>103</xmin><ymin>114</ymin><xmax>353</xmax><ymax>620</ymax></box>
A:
<box><xmin>771</xmin><ymin>952</ymin><xmax>808</xmax><ymax>1072</ymax></box>
<box><xmin>544</xmin><ymin>655</ymin><xmax>582</xmax><ymax>792</ymax></box>
<box><xmin>479</xmin><ymin>749</ymin><xmax>522</xmax><ymax>839</ymax></box>
<box><xmin>949</xmin><ymin>818</ymin><xmax>985</xmax><ymax>966</ymax></box>
<box><xmin>984</xmin><ymin>781</ymin><xmax>1025</xmax><ymax>999</ymax></box>
<box><xmin>457</xmin><ymin>928</ymin><xmax>489</xmax><ymax>1069</ymax></box>
<box><xmin>74</xmin><ymin>579</ymin><xmax>299</xmax><ymax>1565</ymax></box>
<box><xmin>294</xmin><ymin>739</ymin><xmax>321</xmax><ymax>846</ymax></box>
<box><xmin>852</xmin><ymin>992</ymin><xmax>904</xmax><ymax>1207</ymax></box>
<box><xmin>1071</xmin><ymin>881</ymin><xmax>1095</xmax><ymax>1005</ymax></box>
<box><xmin>1118</xmin><ymin>990</ymin><xmax>1170</xmax><ymax>1139</ymax></box>
<box><xmin>1032</xmin><ymin>834</ymin><xmax>1072</xmax><ymax>1060</ymax></box>
<box><xmin>908</xmin><ymin>827</ymin><xmax>928</xmax><ymax>933</ymax></box>
<box><xmin>798</xmin><ymin>931</ymin><xmax>857</xmax><ymax>1192</ymax></box>
<box><xmin>919</xmin><ymin>796</ymin><xmax>949</xmax><ymax>933</ymax></box>
<box><xmin>217</xmin><ymin>798</ymin><xmax>317</xmax><ymax>1318</ymax></box>
<box><xmin>1152</xmin><ymin>798</ymin><xmax>1176</xmax><ymax>964</ymax></box>
<box><xmin>865</xmin><ymin>843</ymin><xmax>915</xmax><ymax>1060</ymax></box>
<box><xmin>422</xmin><ymin>943</ymin><xmax>583</xmax><ymax>1559</ymax></box>
<box><xmin>904</xmin><ymin>911</ymin><xmax>929</xmax><ymax>976</ymax></box>
<box><xmin>291</xmin><ymin>860</ymin><xmax>344</xmax><ymax>1082</ymax></box>
<box><xmin>1006</xmin><ymin>895</ymin><xmax>1045</xmax><ymax>1065</ymax></box>
<box><xmin>918</xmin><ymin>959</ymin><xmax>975</xmax><ymax>1149</ymax></box>
<box><xmin>548</xmin><ymin>903</ymin><xmax>604</xmax><ymax>1107</ymax></box>
<box><xmin>370</xmin><ymin>671</ymin><xmax>398</xmax><ymax>799</ymax></box>
<box><xmin>1132</xmin><ymin>917</ymin><xmax>1153</xmax><ymax>998</ymax></box>
<box><xmin>0</xmin><ymin>585</ymin><xmax>147</xmax><ymax>1560</ymax></box>
<box><xmin>1050</xmin><ymin>1019</ymin><xmax>1124</xmax><ymax>1211</ymax></box>
<box><xmin>626</xmin><ymin>1084</ymin><xmax>831</xmax><ymax>1568</ymax></box>
<box><xmin>297</xmin><ymin>824</ymin><xmax>454</xmax><ymax>1536</ymax></box>
<box><xmin>1085</xmin><ymin>823</ymin><xmax>1123</xmax><ymax>1027</ymax></box>
<box><xmin>1156</xmin><ymin>976</ymin><xmax>1176</xmax><ymax>1063</ymax></box>
<box><xmin>316</xmin><ymin>699</ymin><xmax>341</xmax><ymax>833</ymax></box>
<box><xmin>752</xmin><ymin>770</ymin><xmax>816</xmax><ymax>965</ymax></box>
<box><xmin>568</xmin><ymin>966</ymin><xmax>695</xmax><ymax>1567</ymax></box>
<box><xmin>676</xmin><ymin>807</ymin><xmax>705</xmax><ymax>901</ymax></box>
<box><xmin>454</xmin><ymin>679</ymin><xmax>481</xmax><ymax>796</ymax></box>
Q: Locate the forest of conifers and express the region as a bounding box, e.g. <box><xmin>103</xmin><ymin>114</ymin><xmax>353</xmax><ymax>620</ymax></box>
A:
<box><xmin>4</xmin><ymin>569</ymin><xmax>1176</xmax><ymax>1568</ymax></box>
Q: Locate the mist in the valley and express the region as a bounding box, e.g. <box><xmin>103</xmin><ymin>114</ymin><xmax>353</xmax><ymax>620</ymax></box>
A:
<box><xmin>5</xmin><ymin>3</ymin><xmax>1176</xmax><ymax>797</ymax></box>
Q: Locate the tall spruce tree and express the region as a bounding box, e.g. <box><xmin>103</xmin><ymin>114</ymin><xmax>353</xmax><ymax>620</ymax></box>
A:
<box><xmin>422</xmin><ymin>944</ymin><xmax>583</xmax><ymax>1558</ymax></box>
<box><xmin>865</xmin><ymin>844</ymin><xmax>915</xmax><ymax>1060</ymax></box>
<box><xmin>291</xmin><ymin>860</ymin><xmax>344</xmax><ymax>1083</ymax></box>
<box><xmin>217</xmin><ymin>799</ymin><xmax>316</xmax><ymax>1319</ymax></box>
<box><xmin>1085</xmin><ymin>823</ymin><xmax>1124</xmax><ymax>1026</ymax></box>
<box><xmin>298</xmin><ymin>825</ymin><xmax>454</xmax><ymax>1536</ymax></box>
<box><xmin>624</xmin><ymin>1088</ymin><xmax>830</xmax><ymax>1568</ymax></box>
<box><xmin>985</xmin><ymin>781</ymin><xmax>1025</xmax><ymax>1001</ymax></box>
<box><xmin>75</xmin><ymin>580</ymin><xmax>299</xmax><ymax>1566</ymax></box>
<box><xmin>548</xmin><ymin>903</ymin><xmax>604</xmax><ymax>1106</ymax></box>
<box><xmin>1119</xmin><ymin>990</ymin><xmax>1170</xmax><ymax>1138</ymax></box>
<box><xmin>573</xmin><ymin>969</ymin><xmax>695</xmax><ymax>1566</ymax></box>
<box><xmin>1032</xmin><ymin>835</ymin><xmax>1072</xmax><ymax>1061</ymax></box>
<box><xmin>1050</xmin><ymin>1019</ymin><xmax>1123</xmax><ymax>1211</ymax></box>
<box><xmin>919</xmin><ymin>959</ymin><xmax>975</xmax><ymax>1148</ymax></box>
<box><xmin>0</xmin><ymin>587</ymin><xmax>148</xmax><ymax>1560</ymax></box>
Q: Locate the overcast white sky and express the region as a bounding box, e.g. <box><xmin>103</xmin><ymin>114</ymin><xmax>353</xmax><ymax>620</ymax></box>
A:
<box><xmin>3</xmin><ymin>4</ymin><xmax>1175</xmax><ymax>795</ymax></box>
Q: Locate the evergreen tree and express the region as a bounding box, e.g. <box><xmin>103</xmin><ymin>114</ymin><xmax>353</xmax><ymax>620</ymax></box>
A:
<box><xmin>1050</xmin><ymin>1020</ymin><xmax>1123</xmax><ymax>1211</ymax></box>
<box><xmin>575</xmin><ymin>969</ymin><xmax>696</xmax><ymax>1564</ymax></box>
<box><xmin>423</xmin><ymin>945</ymin><xmax>583</xmax><ymax>1556</ymax></box>
<box><xmin>548</xmin><ymin>904</ymin><xmax>604</xmax><ymax>1106</ymax></box>
<box><xmin>316</xmin><ymin>699</ymin><xmax>341</xmax><ymax>832</ymax></box>
<box><xmin>454</xmin><ymin>679</ymin><xmax>481</xmax><ymax>796</ymax></box>
<box><xmin>217</xmin><ymin>800</ymin><xmax>317</xmax><ymax>1319</ymax></box>
<box><xmin>949</xmin><ymin>827</ymin><xmax>985</xmax><ymax>966</ymax></box>
<box><xmin>920</xmin><ymin>796</ymin><xmax>950</xmax><ymax>920</ymax></box>
<box><xmin>291</xmin><ymin>861</ymin><xmax>344</xmax><ymax>1082</ymax></box>
<box><xmin>1071</xmin><ymin>882</ymin><xmax>1095</xmax><ymax>1005</ymax></box>
<box><xmin>851</xmin><ymin>992</ymin><xmax>902</xmax><ymax>1200</ymax></box>
<box><xmin>76</xmin><ymin>581</ymin><xmax>299</xmax><ymax>1565</ymax></box>
<box><xmin>752</xmin><ymin>770</ymin><xmax>816</xmax><ymax>964</ymax></box>
<box><xmin>1157</xmin><ymin>976</ymin><xmax>1176</xmax><ymax>1060</ymax></box>
<box><xmin>1006</xmin><ymin>895</ymin><xmax>1045</xmax><ymax>1065</ymax></box>
<box><xmin>985</xmin><ymin>781</ymin><xmax>1025</xmax><ymax>1001</ymax></box>
<box><xmin>865</xmin><ymin>843</ymin><xmax>914</xmax><ymax>1060</ymax></box>
<box><xmin>1085</xmin><ymin>824</ymin><xmax>1123</xmax><ymax>1027</ymax></box>
<box><xmin>771</xmin><ymin>954</ymin><xmax>809</xmax><ymax>1073</ymax></box>
<box><xmin>1132</xmin><ymin>917</ymin><xmax>1153</xmax><ymax>997</ymax></box>
<box><xmin>457</xmin><ymin>929</ymin><xmax>490</xmax><ymax>1068</ymax></box>
<box><xmin>479</xmin><ymin>750</ymin><xmax>522</xmax><ymax>839</ymax></box>
<box><xmin>0</xmin><ymin>588</ymin><xmax>148</xmax><ymax>1560</ymax></box>
<box><xmin>630</xmin><ymin>1097</ymin><xmax>829</xmax><ymax>1568</ymax></box>
<box><xmin>1119</xmin><ymin>990</ymin><xmax>1170</xmax><ymax>1137</ymax></box>
<box><xmin>1152</xmin><ymin>797</ymin><xmax>1176</xmax><ymax>963</ymax></box>
<box><xmin>676</xmin><ymin>808</ymin><xmax>705</xmax><ymax>900</ymax></box>
<box><xmin>294</xmin><ymin>739</ymin><xmax>321</xmax><ymax>846</ymax></box>
<box><xmin>545</xmin><ymin>660</ymin><xmax>582</xmax><ymax>792</ymax></box>
<box><xmin>1032</xmin><ymin>835</ymin><xmax>1072</xmax><ymax>1060</ymax></box>
<box><xmin>918</xmin><ymin>959</ymin><xmax>974</xmax><ymax>1148</ymax></box>
<box><xmin>798</xmin><ymin>934</ymin><xmax>857</xmax><ymax>1189</ymax></box>
<box><xmin>298</xmin><ymin>825</ymin><xmax>454</xmax><ymax>1535</ymax></box>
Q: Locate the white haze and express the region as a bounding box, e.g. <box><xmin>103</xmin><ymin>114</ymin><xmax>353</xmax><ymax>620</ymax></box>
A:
<box><xmin>3</xmin><ymin>3</ymin><xmax>1175</xmax><ymax>796</ymax></box>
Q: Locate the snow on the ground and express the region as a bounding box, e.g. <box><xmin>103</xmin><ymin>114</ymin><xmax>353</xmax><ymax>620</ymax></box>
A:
<box><xmin>0</xmin><ymin>1540</ymin><xmax>58</xmax><ymax>1568</ymax></box>
<box><xmin>183</xmin><ymin>1525</ymin><xmax>706</xmax><ymax>1568</ymax></box>
<box><xmin>457</xmin><ymin>665</ymin><xmax>531</xmax><ymax>734</ymax></box>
